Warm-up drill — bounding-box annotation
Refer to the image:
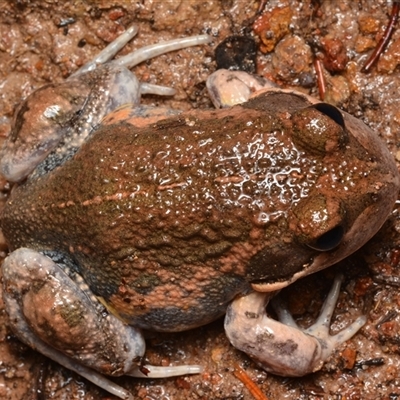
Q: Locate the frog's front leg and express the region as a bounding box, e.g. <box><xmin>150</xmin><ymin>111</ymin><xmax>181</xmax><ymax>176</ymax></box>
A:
<box><xmin>224</xmin><ymin>275</ymin><xmax>366</xmax><ymax>376</ymax></box>
<box><xmin>2</xmin><ymin>249</ymin><xmax>201</xmax><ymax>400</ymax></box>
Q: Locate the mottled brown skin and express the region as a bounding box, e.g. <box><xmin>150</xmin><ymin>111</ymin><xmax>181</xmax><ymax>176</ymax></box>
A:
<box><xmin>2</xmin><ymin>91</ymin><xmax>396</xmax><ymax>332</ymax></box>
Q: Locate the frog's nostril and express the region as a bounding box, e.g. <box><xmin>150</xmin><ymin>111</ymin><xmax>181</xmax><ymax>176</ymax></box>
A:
<box><xmin>308</xmin><ymin>225</ymin><xmax>344</xmax><ymax>251</ymax></box>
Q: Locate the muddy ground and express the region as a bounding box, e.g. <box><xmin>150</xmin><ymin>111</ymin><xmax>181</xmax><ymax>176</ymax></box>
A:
<box><xmin>0</xmin><ymin>1</ymin><xmax>400</xmax><ymax>399</ymax></box>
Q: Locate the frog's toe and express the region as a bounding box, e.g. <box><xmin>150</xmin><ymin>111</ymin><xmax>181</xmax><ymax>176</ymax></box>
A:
<box><xmin>224</xmin><ymin>275</ymin><xmax>366</xmax><ymax>377</ymax></box>
<box><xmin>140</xmin><ymin>82</ymin><xmax>176</xmax><ymax>96</ymax></box>
<box><xmin>129</xmin><ymin>364</ymin><xmax>203</xmax><ymax>378</ymax></box>
<box><xmin>71</xmin><ymin>25</ymin><xmax>139</xmax><ymax>76</ymax></box>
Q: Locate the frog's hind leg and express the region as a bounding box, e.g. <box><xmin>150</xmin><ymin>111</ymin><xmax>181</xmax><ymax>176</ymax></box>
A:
<box><xmin>2</xmin><ymin>248</ymin><xmax>142</xmax><ymax>399</ymax></box>
<box><xmin>224</xmin><ymin>275</ymin><xmax>366</xmax><ymax>377</ymax></box>
<box><xmin>2</xmin><ymin>248</ymin><xmax>202</xmax><ymax>399</ymax></box>
<box><xmin>0</xmin><ymin>26</ymin><xmax>211</xmax><ymax>183</ymax></box>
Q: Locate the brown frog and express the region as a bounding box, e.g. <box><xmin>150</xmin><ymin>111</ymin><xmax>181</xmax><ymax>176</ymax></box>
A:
<box><xmin>1</xmin><ymin>27</ymin><xmax>399</xmax><ymax>400</ymax></box>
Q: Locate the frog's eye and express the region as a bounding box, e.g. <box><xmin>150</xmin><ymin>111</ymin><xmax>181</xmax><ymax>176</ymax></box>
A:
<box><xmin>289</xmin><ymin>194</ymin><xmax>347</xmax><ymax>252</ymax></box>
<box><xmin>290</xmin><ymin>103</ymin><xmax>348</xmax><ymax>155</ymax></box>
<box><xmin>307</xmin><ymin>225</ymin><xmax>344</xmax><ymax>251</ymax></box>
<box><xmin>313</xmin><ymin>103</ymin><xmax>345</xmax><ymax>128</ymax></box>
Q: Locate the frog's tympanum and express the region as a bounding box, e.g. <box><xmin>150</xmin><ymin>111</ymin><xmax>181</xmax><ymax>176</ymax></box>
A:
<box><xmin>1</xmin><ymin>26</ymin><xmax>399</xmax><ymax>399</ymax></box>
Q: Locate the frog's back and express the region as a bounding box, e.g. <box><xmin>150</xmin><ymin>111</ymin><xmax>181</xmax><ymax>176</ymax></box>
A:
<box><xmin>5</xmin><ymin>97</ymin><xmax>320</xmax><ymax>261</ymax></box>
<box><xmin>3</xmin><ymin>92</ymin><xmax>399</xmax><ymax>331</ymax></box>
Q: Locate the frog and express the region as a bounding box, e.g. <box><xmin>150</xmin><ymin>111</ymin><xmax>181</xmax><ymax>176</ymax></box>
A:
<box><xmin>1</xmin><ymin>25</ymin><xmax>399</xmax><ymax>400</ymax></box>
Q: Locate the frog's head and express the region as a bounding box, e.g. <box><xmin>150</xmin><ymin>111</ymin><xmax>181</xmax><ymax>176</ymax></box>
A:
<box><xmin>249</xmin><ymin>102</ymin><xmax>400</xmax><ymax>292</ymax></box>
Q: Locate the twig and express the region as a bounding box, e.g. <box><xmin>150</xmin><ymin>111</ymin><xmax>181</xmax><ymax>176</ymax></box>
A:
<box><xmin>233</xmin><ymin>363</ymin><xmax>269</xmax><ymax>400</ymax></box>
<box><xmin>362</xmin><ymin>2</ymin><xmax>400</xmax><ymax>72</ymax></box>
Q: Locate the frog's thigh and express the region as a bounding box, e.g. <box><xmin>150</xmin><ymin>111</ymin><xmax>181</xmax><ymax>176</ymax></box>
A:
<box><xmin>2</xmin><ymin>248</ymin><xmax>145</xmax><ymax>376</ymax></box>
<box><xmin>224</xmin><ymin>276</ymin><xmax>366</xmax><ymax>377</ymax></box>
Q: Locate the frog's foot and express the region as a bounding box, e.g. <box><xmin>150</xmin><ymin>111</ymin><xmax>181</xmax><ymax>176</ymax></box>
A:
<box><xmin>110</xmin><ymin>33</ymin><xmax>211</xmax><ymax>96</ymax></box>
<box><xmin>224</xmin><ymin>275</ymin><xmax>366</xmax><ymax>377</ymax></box>
<box><xmin>73</xmin><ymin>25</ymin><xmax>211</xmax><ymax>96</ymax></box>
<box><xmin>272</xmin><ymin>274</ymin><xmax>367</xmax><ymax>353</ymax></box>
<box><xmin>2</xmin><ymin>248</ymin><xmax>201</xmax><ymax>399</ymax></box>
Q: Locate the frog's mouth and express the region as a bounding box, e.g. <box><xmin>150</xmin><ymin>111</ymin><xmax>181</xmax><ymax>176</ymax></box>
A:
<box><xmin>247</xmin><ymin>240</ymin><xmax>317</xmax><ymax>291</ymax></box>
